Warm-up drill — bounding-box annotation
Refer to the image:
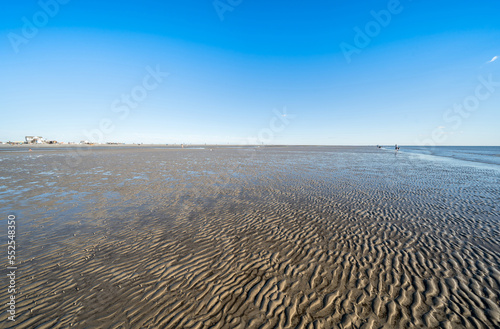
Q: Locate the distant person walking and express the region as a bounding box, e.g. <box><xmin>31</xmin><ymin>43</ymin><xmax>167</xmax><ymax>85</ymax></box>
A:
<box><xmin>395</xmin><ymin>144</ymin><xmax>400</xmax><ymax>151</ymax></box>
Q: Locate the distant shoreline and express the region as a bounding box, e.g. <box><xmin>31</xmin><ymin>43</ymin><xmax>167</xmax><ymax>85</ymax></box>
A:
<box><xmin>0</xmin><ymin>144</ymin><xmax>374</xmax><ymax>149</ymax></box>
<box><xmin>1</xmin><ymin>143</ymin><xmax>497</xmax><ymax>148</ymax></box>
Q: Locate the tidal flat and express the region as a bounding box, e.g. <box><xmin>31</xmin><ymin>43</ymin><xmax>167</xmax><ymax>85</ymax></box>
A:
<box><xmin>1</xmin><ymin>146</ymin><xmax>499</xmax><ymax>328</ymax></box>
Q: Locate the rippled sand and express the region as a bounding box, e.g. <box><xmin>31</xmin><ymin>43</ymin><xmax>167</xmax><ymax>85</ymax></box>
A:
<box><xmin>1</xmin><ymin>146</ymin><xmax>499</xmax><ymax>328</ymax></box>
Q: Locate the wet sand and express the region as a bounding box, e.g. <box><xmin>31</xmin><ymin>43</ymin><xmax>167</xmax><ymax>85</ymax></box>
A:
<box><xmin>1</xmin><ymin>146</ymin><xmax>499</xmax><ymax>328</ymax></box>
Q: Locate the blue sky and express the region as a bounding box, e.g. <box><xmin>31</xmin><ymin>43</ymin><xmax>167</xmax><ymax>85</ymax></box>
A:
<box><xmin>1</xmin><ymin>0</ymin><xmax>499</xmax><ymax>145</ymax></box>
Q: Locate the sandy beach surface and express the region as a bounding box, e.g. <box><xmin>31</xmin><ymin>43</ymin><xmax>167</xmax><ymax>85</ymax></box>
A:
<box><xmin>1</xmin><ymin>146</ymin><xmax>499</xmax><ymax>328</ymax></box>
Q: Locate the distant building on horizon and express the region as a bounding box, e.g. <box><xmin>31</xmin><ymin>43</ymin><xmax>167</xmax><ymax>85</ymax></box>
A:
<box><xmin>25</xmin><ymin>136</ymin><xmax>45</xmax><ymax>144</ymax></box>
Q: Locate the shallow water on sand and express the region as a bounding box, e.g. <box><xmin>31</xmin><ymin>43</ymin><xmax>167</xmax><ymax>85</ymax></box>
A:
<box><xmin>387</xmin><ymin>145</ymin><xmax>500</xmax><ymax>166</ymax></box>
<box><xmin>1</xmin><ymin>146</ymin><xmax>499</xmax><ymax>328</ymax></box>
